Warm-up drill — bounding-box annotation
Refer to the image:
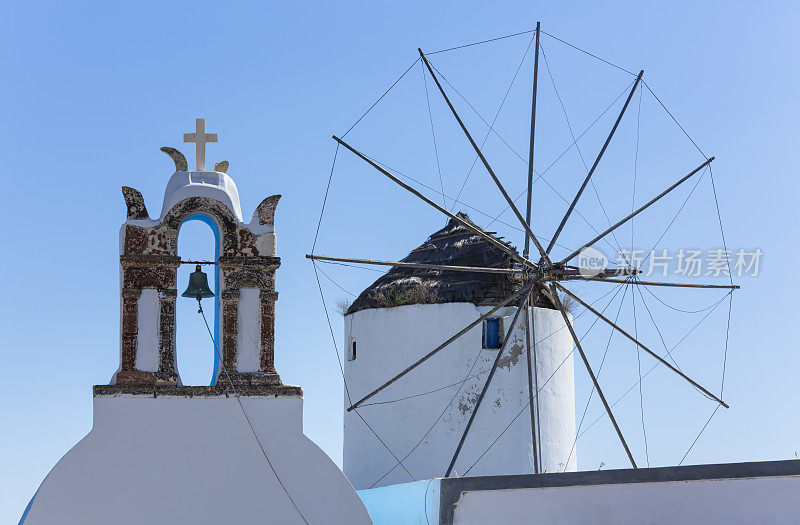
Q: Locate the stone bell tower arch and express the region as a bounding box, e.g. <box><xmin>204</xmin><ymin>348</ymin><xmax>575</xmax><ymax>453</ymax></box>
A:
<box><xmin>115</xmin><ymin>142</ymin><xmax>283</xmax><ymax>387</ymax></box>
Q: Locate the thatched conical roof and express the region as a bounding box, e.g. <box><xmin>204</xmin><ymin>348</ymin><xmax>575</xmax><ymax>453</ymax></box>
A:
<box><xmin>347</xmin><ymin>213</ymin><xmax>550</xmax><ymax>315</ymax></box>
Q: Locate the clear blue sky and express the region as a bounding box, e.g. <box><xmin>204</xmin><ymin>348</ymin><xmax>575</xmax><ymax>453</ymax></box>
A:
<box><xmin>1</xmin><ymin>1</ymin><xmax>799</xmax><ymax>521</ymax></box>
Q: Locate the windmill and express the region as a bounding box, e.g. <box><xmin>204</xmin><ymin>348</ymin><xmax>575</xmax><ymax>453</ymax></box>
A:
<box><xmin>308</xmin><ymin>22</ymin><xmax>738</xmax><ymax>477</ymax></box>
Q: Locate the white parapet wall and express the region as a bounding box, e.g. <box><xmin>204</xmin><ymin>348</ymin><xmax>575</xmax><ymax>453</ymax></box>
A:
<box><xmin>356</xmin><ymin>460</ymin><xmax>800</xmax><ymax>525</ymax></box>
<box><xmin>21</xmin><ymin>392</ymin><xmax>372</xmax><ymax>525</ymax></box>
<box><xmin>343</xmin><ymin>302</ymin><xmax>575</xmax><ymax>489</ymax></box>
<box><xmin>451</xmin><ymin>475</ymin><xmax>800</xmax><ymax>524</ymax></box>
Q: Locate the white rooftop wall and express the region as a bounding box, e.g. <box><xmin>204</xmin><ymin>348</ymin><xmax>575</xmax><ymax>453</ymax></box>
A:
<box><xmin>23</xmin><ymin>395</ymin><xmax>371</xmax><ymax>525</ymax></box>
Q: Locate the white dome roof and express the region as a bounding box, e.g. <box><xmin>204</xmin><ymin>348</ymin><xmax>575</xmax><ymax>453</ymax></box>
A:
<box><xmin>159</xmin><ymin>170</ymin><xmax>243</xmax><ymax>222</ymax></box>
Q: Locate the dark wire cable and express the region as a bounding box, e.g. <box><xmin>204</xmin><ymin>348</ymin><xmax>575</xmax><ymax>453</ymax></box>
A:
<box><xmin>679</xmin><ymin>290</ymin><xmax>734</xmax><ymax>466</ymax></box>
<box><xmin>429</xmin><ymin>63</ymin><xmax>529</xmax><ymax>164</ymax></box>
<box><xmin>539</xmin><ymin>41</ymin><xmax>628</xmax><ymax>263</ymax></box>
<box><xmin>562</xmin><ymin>282</ymin><xmax>630</xmax><ymax>471</ymax></box>
<box><xmin>632</xmin><ymin>85</ymin><xmax>650</xmax><ymax>467</ymax></box>
<box><xmin>311</xmin><ymin>142</ymin><xmax>339</xmax><ymax>255</ymax></box>
<box><xmin>372</xmin><ymin>280</ymin><xmax>628</xmax><ymax>483</ymax></box>
<box><xmin>679</xmin><ymin>405</ymin><xmax>721</xmax><ymax>466</ymax></box>
<box><xmin>318</xmin><ymin>260</ymin><xmax>386</xmax><ymax>273</ymax></box>
<box><xmin>421</xmin><ymin>61</ymin><xmax>448</xmax><ymax>210</ymax></box>
<box><xmin>637</xmin><ymin>167</ymin><xmax>708</xmax><ymax>270</ymax></box>
<box><xmin>198</xmin><ymin>304</ymin><xmax>310</xmax><ymax>524</ymax></box>
<box><xmin>708</xmin><ymin>165</ymin><xmax>734</xmax><ymax>285</ymax></box>
<box><xmin>312</xmin><ymin>262</ymin><xmax>416</xmax><ymax>482</ymax></box>
<box><xmin>364</xmin><ymin>283</ymin><xmax>608</xmax><ymax>486</ymax></box>
<box><xmin>642</xmin><ymin>80</ymin><xmax>707</xmax><ymax>159</ymax></box>
<box><xmin>363</xmin><ymin>151</ymin><xmax>571</xmax><ymax>251</ymax></box>
<box><xmin>577</xmin><ymin>290</ymin><xmax>732</xmax><ymax>439</ymax></box>
<box><xmin>462</xmin><ymin>280</ymin><xmax>630</xmax><ymax>476</ymax></box>
<box><xmin>315</xmin><ymin>263</ymin><xmax>356</xmax><ymax>297</ymax></box>
<box><xmin>485</xmin><ymin>80</ymin><xmax>637</xmax><ymax>263</ymax></box>
<box><xmin>633</xmin><ymin>286</ymin><xmax>650</xmax><ymax>466</ymax></box>
<box><xmin>451</xmin><ymin>33</ymin><xmax>535</xmax><ymax>211</ymax></box>
<box><xmin>358</xmin><ymin>281</ymin><xmax>621</xmax><ymax>408</ymax></box>
<box><xmin>634</xmin><ymin>278</ymin><xmax>696</xmax><ymax>386</ymax></box>
<box><xmin>540</xmin><ymin>30</ymin><xmax>638</xmax><ymax>77</ymax></box>
<box><xmin>427</xmin><ymin>29</ymin><xmax>536</xmax><ymax>55</ymax></box>
<box><xmin>366</xmin><ymin>303</ymin><xmax>496</xmax><ymax>488</ymax></box>
<box><xmin>423</xmin><ymin>27</ymin><xmax>635</xmax><ymax>79</ymax></box>
<box><xmin>641</xmin><ymin>285</ymin><xmax>730</xmax><ymax>314</ymax></box>
<box><xmin>341</xmin><ymin>58</ymin><xmax>421</xmax><ymax>139</ymax></box>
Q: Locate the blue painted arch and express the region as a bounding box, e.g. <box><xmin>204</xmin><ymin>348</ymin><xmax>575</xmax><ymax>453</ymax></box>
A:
<box><xmin>180</xmin><ymin>213</ymin><xmax>222</xmax><ymax>385</ymax></box>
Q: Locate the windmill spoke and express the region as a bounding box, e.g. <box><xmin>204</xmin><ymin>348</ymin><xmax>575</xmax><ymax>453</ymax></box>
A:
<box><xmin>306</xmin><ymin>254</ymin><xmax>519</xmax><ymax>275</ymax></box>
<box><xmin>523</xmin><ymin>22</ymin><xmax>541</xmax><ymax>260</ymax></box>
<box><xmin>559</xmin><ymin>276</ymin><xmax>738</xmax><ymax>290</ymax></box>
<box><xmin>446</xmin><ymin>291</ymin><xmax>529</xmax><ymax>477</ymax></box>
<box><xmin>546</xmin><ymin>70</ymin><xmax>644</xmax><ymax>255</ymax></box>
<box><xmin>553</xmin><ymin>283</ymin><xmax>729</xmax><ymax>408</ymax></box>
<box><xmin>559</xmin><ymin>157</ymin><xmax>714</xmax><ymax>265</ymax></box>
<box><xmin>418</xmin><ymin>48</ymin><xmax>551</xmax><ymax>263</ymax></box>
<box><xmin>346</xmin><ymin>282</ymin><xmax>536</xmax><ymax>412</ymax></box>
<box><xmin>524</xmin><ymin>291</ymin><xmax>540</xmax><ymax>473</ymax></box>
<box><xmin>333</xmin><ymin>135</ymin><xmax>539</xmax><ymax>271</ymax></box>
<box><xmin>550</xmin><ymin>283</ymin><xmax>638</xmax><ymax>468</ymax></box>
<box><xmin>556</xmin><ymin>267</ymin><xmax>640</xmax><ymax>279</ymax></box>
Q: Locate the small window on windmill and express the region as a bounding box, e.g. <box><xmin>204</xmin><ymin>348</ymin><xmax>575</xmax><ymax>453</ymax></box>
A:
<box><xmin>349</xmin><ymin>340</ymin><xmax>357</xmax><ymax>361</ymax></box>
<box><xmin>482</xmin><ymin>318</ymin><xmax>503</xmax><ymax>349</ymax></box>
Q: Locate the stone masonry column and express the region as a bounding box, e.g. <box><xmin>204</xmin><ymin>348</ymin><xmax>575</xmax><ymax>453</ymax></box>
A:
<box><xmin>157</xmin><ymin>288</ymin><xmax>178</xmax><ymax>381</ymax></box>
<box><xmin>259</xmin><ymin>290</ymin><xmax>278</xmax><ymax>373</ymax></box>
<box><xmin>221</xmin><ymin>288</ymin><xmax>239</xmax><ymax>373</ymax></box>
<box><xmin>120</xmin><ymin>288</ymin><xmax>141</xmax><ymax>372</ymax></box>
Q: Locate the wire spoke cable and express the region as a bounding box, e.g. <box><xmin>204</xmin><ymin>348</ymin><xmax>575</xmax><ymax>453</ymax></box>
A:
<box><xmin>363</xmin><ymin>152</ymin><xmax>571</xmax><ymax>251</ymax></box>
<box><xmin>312</xmin><ymin>262</ymin><xmax>416</xmax><ymax>481</ymax></box>
<box><xmin>576</xmin><ymin>290</ymin><xmax>732</xmax><ymax>439</ymax></box>
<box><xmin>421</xmin><ymin>62</ymin><xmax>448</xmax><ymax>210</ymax></box>
<box><xmin>633</xmin><ymin>286</ymin><xmax>650</xmax><ymax>466</ymax></box>
<box><xmin>341</xmin><ymin>58</ymin><xmax>421</xmax><ymax>139</ymax></box>
<box><xmin>562</xmin><ymin>281</ymin><xmax>630</xmax><ymax>471</ymax></box>
<box><xmin>428</xmin><ymin>29</ymin><xmax>536</xmax><ymax>55</ymax></box>
<box><xmin>310</xmin><ymin>124</ymin><xmax>415</xmax><ymax>481</ymax></box>
<box><xmin>642</xmin><ymin>80</ymin><xmax>707</xmax><ymax>159</ymax></box>
<box><xmin>451</xmin><ymin>33</ymin><xmax>536</xmax><ymax>211</ymax></box>
<box><xmin>637</xmin><ymin>167</ymin><xmax>708</xmax><ymax>270</ymax></box>
<box><xmin>678</xmin><ymin>290</ymin><xmax>733</xmax><ymax>465</ymax></box>
<box><xmin>315</xmin><ymin>263</ymin><xmax>356</xmax><ymax>297</ymax></box>
<box><xmin>311</xmin><ymin>143</ymin><xmax>339</xmax><ymax>254</ymax></box>
<box><xmin>540</xmin><ymin>30</ymin><xmax>637</xmax><ymax>77</ymax></box>
<box><xmin>539</xmin><ymin>41</ymin><xmax>628</xmax><ymax>262</ymax></box>
<box><xmin>631</xmin><ymin>85</ymin><xmax>650</xmax><ymax>467</ymax></box>
<box><xmin>484</xmin><ymin>80</ymin><xmax>637</xmax><ymax>264</ymax></box>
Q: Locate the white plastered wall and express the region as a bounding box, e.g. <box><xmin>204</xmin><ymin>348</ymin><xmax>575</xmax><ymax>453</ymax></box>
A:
<box><xmin>236</xmin><ymin>288</ymin><xmax>262</xmax><ymax>372</ymax></box>
<box><xmin>343</xmin><ymin>302</ymin><xmax>575</xmax><ymax>490</ymax></box>
<box><xmin>134</xmin><ymin>288</ymin><xmax>160</xmax><ymax>372</ymax></box>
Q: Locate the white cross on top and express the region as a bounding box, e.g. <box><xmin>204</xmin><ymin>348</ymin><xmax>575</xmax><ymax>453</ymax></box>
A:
<box><xmin>183</xmin><ymin>118</ymin><xmax>218</xmax><ymax>171</ymax></box>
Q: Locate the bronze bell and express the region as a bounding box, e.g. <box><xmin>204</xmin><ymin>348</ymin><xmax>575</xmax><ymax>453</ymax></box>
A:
<box><xmin>182</xmin><ymin>265</ymin><xmax>215</xmax><ymax>301</ymax></box>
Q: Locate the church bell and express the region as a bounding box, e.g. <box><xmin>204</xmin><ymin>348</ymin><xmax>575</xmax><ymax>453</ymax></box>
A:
<box><xmin>182</xmin><ymin>265</ymin><xmax>215</xmax><ymax>301</ymax></box>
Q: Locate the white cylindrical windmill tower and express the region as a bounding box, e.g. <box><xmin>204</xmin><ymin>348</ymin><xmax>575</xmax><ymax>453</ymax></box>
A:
<box><xmin>343</xmin><ymin>213</ymin><xmax>576</xmax><ymax>489</ymax></box>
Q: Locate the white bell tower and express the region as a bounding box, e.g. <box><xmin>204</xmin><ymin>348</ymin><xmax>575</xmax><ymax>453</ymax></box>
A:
<box><xmin>20</xmin><ymin>120</ymin><xmax>372</xmax><ymax>525</ymax></box>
